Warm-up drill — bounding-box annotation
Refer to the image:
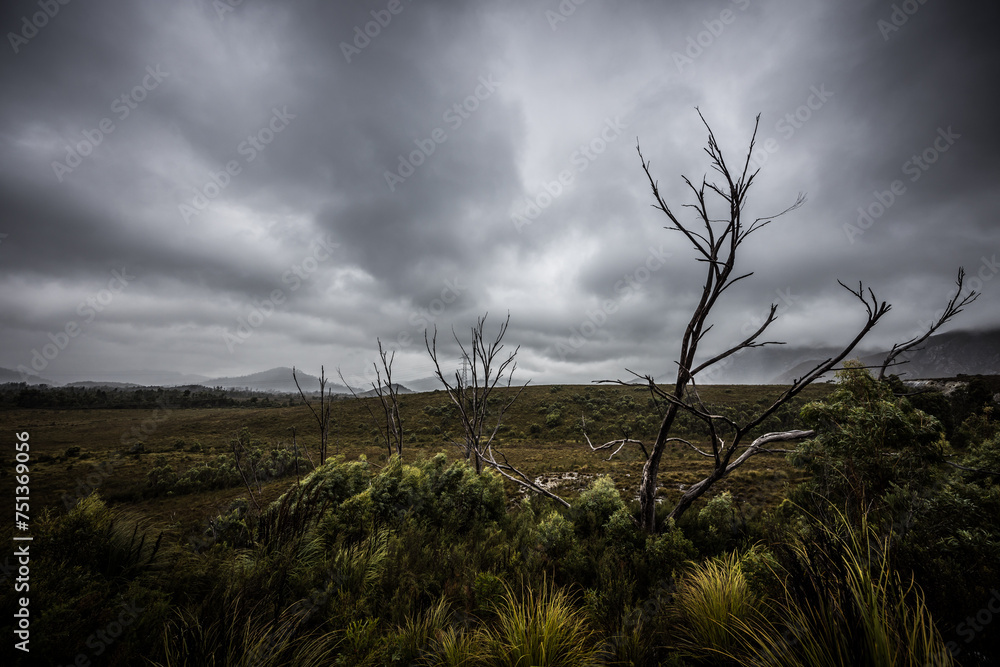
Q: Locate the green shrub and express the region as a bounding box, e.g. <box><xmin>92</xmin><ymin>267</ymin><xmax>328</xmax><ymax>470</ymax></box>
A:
<box><xmin>474</xmin><ymin>572</ymin><xmax>506</xmax><ymax>615</ymax></box>
<box><xmin>26</xmin><ymin>495</ymin><xmax>168</xmax><ymax>664</ymax></box>
<box><xmin>388</xmin><ymin>597</ymin><xmax>455</xmax><ymax>665</ymax></box>
<box><xmin>418</xmin><ymin>454</ymin><xmax>505</xmax><ymax>531</ymax></box>
<box><xmin>605</xmin><ymin>507</ymin><xmax>644</xmax><ymax>555</ymax></box>
<box><xmin>572</xmin><ymin>475</ymin><xmax>625</xmax><ymax>537</ymax></box>
<box><xmin>585</xmin><ymin>553</ymin><xmax>638</xmax><ymax>637</ymax></box>
<box><xmin>686</xmin><ymin>490</ymin><xmax>742</xmax><ymax>556</ymax></box>
<box><xmin>368</xmin><ymin>456</ymin><xmax>428</xmax><ymax>524</ymax></box>
<box><xmin>536</xmin><ymin>510</ymin><xmax>575</xmax><ymax>560</ymax></box>
<box><xmin>645</xmin><ymin>519</ymin><xmax>697</xmax><ymax>584</ymax></box>
<box><xmin>793</xmin><ymin>362</ymin><xmax>947</xmax><ymax>521</ymax></box>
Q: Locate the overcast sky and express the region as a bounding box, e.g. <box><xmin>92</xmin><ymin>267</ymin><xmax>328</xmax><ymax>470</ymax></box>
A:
<box><xmin>1</xmin><ymin>0</ymin><xmax>998</xmax><ymax>387</ymax></box>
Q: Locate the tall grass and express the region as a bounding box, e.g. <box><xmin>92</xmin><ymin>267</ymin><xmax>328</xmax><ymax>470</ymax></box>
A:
<box><xmin>429</xmin><ymin>626</ymin><xmax>489</xmax><ymax>666</ymax></box>
<box><xmin>393</xmin><ymin>597</ymin><xmax>490</xmax><ymax>666</ymax></box>
<box><xmin>488</xmin><ymin>577</ymin><xmax>595</xmax><ymax>667</ymax></box>
<box><xmin>155</xmin><ymin>598</ymin><xmax>339</xmax><ymax>666</ymax></box>
<box><xmin>672</xmin><ymin>548</ymin><xmax>762</xmax><ymax>661</ymax></box>
<box><xmin>42</xmin><ymin>493</ymin><xmax>165</xmax><ymax>580</ymax></box>
<box><xmin>722</xmin><ymin>510</ymin><xmax>954</xmax><ymax>667</ymax></box>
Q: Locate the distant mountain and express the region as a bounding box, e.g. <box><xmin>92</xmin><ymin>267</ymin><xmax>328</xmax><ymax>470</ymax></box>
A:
<box><xmin>708</xmin><ymin>328</ymin><xmax>1000</xmax><ymax>384</ymax></box>
<box><xmin>0</xmin><ymin>367</ymin><xmax>57</xmax><ymax>385</ymax></box>
<box><xmin>354</xmin><ymin>383</ymin><xmax>413</xmax><ymax>398</ymax></box>
<box><xmin>199</xmin><ymin>367</ymin><xmax>352</xmax><ymax>394</ymax></box>
<box><xmin>768</xmin><ymin>357</ymin><xmax>840</xmax><ymax>385</ymax></box>
<box><xmin>122</xmin><ymin>370</ymin><xmax>212</xmax><ymax>386</ymax></box>
<box><xmin>400</xmin><ymin>376</ymin><xmax>444</xmax><ymax>393</ymax></box>
<box><xmin>5</xmin><ymin>328</ymin><xmax>995</xmax><ymax>391</ymax></box>
<box><xmin>53</xmin><ymin>370</ymin><xmax>210</xmax><ymax>387</ymax></box>
<box><xmin>858</xmin><ymin>328</ymin><xmax>1000</xmax><ymax>380</ymax></box>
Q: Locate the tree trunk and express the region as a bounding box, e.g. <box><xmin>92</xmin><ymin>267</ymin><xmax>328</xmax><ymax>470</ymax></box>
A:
<box><xmin>667</xmin><ymin>473</ymin><xmax>718</xmax><ymax>523</ymax></box>
<box><xmin>638</xmin><ymin>402</ymin><xmax>680</xmax><ymax>532</ymax></box>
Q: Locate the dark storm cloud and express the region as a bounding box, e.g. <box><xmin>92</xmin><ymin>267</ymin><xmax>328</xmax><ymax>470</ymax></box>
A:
<box><xmin>1</xmin><ymin>0</ymin><xmax>997</xmax><ymax>384</ymax></box>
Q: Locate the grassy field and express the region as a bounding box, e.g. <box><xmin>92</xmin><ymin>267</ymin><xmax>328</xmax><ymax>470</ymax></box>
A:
<box><xmin>3</xmin><ymin>382</ymin><xmax>833</xmax><ymax>538</ymax></box>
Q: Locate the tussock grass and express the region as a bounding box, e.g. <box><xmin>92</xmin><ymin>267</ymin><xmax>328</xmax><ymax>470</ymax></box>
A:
<box><xmin>673</xmin><ymin>548</ymin><xmax>762</xmax><ymax>660</ymax></box>
<box><xmin>722</xmin><ymin>510</ymin><xmax>954</xmax><ymax>667</ymax></box>
<box><xmin>429</xmin><ymin>626</ymin><xmax>490</xmax><ymax>666</ymax></box>
<box><xmin>488</xmin><ymin>577</ymin><xmax>595</xmax><ymax>667</ymax></box>
<box><xmin>155</xmin><ymin>598</ymin><xmax>339</xmax><ymax>667</ymax></box>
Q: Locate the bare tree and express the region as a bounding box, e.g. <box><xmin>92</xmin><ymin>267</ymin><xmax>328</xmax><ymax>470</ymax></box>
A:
<box><xmin>581</xmin><ymin>415</ymin><xmax>649</xmax><ymax>461</ymax></box>
<box><xmin>338</xmin><ymin>339</ymin><xmax>404</xmax><ymax>459</ymax></box>
<box><xmin>292</xmin><ymin>366</ymin><xmax>333</xmax><ymax>463</ymax></box>
<box><xmin>426</xmin><ymin>313</ymin><xmax>570</xmax><ymax>507</ymax></box>
<box><xmin>596</xmin><ymin>110</ymin><xmax>899</xmax><ymax>532</ymax></box>
<box><xmin>231</xmin><ymin>428</ymin><xmax>262</xmax><ymax>511</ymax></box>
<box><xmin>289</xmin><ymin>426</ymin><xmax>315</xmax><ymax>469</ymax></box>
<box><xmin>877</xmin><ymin>267</ymin><xmax>979</xmax><ymax>380</ymax></box>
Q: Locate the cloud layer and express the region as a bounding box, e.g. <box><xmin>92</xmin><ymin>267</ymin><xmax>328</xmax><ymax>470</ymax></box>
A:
<box><xmin>1</xmin><ymin>0</ymin><xmax>998</xmax><ymax>386</ymax></box>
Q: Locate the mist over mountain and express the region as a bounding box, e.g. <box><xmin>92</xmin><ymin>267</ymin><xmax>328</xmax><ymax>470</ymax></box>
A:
<box><xmin>4</xmin><ymin>329</ymin><xmax>996</xmax><ymax>391</ymax></box>
<box><xmin>0</xmin><ymin>367</ymin><xmax>54</xmax><ymax>385</ymax></box>
<box><xmin>709</xmin><ymin>328</ymin><xmax>1000</xmax><ymax>384</ymax></box>
<box><xmin>200</xmin><ymin>367</ymin><xmax>351</xmax><ymax>394</ymax></box>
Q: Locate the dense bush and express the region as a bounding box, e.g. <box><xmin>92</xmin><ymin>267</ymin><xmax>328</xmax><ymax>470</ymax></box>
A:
<box><xmin>792</xmin><ymin>362</ymin><xmax>947</xmax><ymax>520</ymax></box>
<box><xmin>143</xmin><ymin>432</ymin><xmax>311</xmax><ymax>497</ymax></box>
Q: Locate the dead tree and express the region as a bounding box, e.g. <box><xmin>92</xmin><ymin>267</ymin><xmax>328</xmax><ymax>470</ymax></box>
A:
<box><xmin>426</xmin><ymin>313</ymin><xmax>570</xmax><ymax>507</ymax></box>
<box><xmin>338</xmin><ymin>339</ymin><xmax>404</xmax><ymax>459</ymax></box>
<box><xmin>231</xmin><ymin>428</ymin><xmax>262</xmax><ymax>511</ymax></box>
<box><xmin>289</xmin><ymin>426</ymin><xmax>314</xmax><ymax>469</ymax></box>
<box><xmin>292</xmin><ymin>366</ymin><xmax>333</xmax><ymax>463</ymax></box>
<box><xmin>878</xmin><ymin>267</ymin><xmax>979</xmax><ymax>380</ymax></box>
<box><xmin>581</xmin><ymin>415</ymin><xmax>649</xmax><ymax>461</ymax></box>
<box><xmin>600</xmin><ymin>110</ymin><xmax>897</xmax><ymax>532</ymax></box>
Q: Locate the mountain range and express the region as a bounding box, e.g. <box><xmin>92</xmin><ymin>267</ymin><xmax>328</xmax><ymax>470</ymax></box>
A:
<box><xmin>3</xmin><ymin>329</ymin><xmax>997</xmax><ymax>391</ymax></box>
<box><xmin>695</xmin><ymin>328</ymin><xmax>1000</xmax><ymax>384</ymax></box>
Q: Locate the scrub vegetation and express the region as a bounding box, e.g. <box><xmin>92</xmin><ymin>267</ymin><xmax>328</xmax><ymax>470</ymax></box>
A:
<box><xmin>2</xmin><ymin>370</ymin><xmax>999</xmax><ymax>665</ymax></box>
